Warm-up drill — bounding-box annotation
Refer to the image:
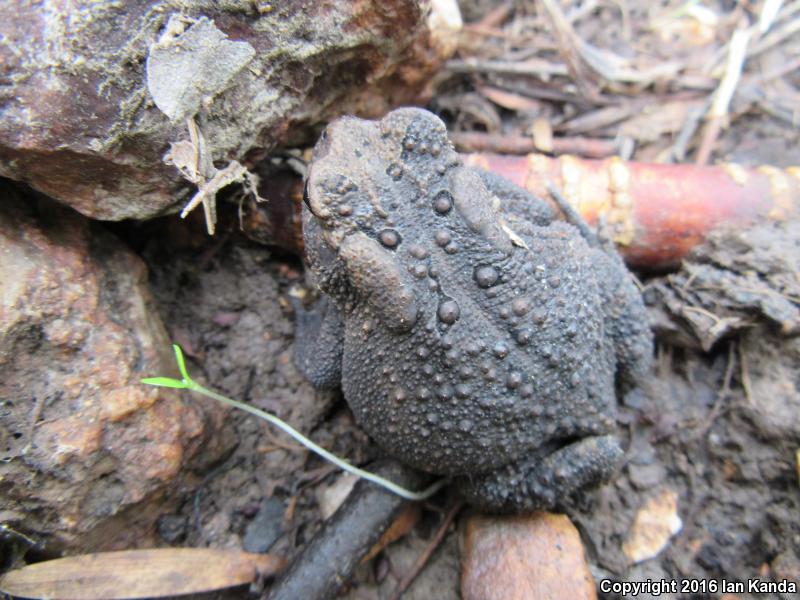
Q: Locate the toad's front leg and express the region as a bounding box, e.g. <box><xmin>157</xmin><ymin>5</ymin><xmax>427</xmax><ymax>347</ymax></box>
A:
<box><xmin>293</xmin><ymin>295</ymin><xmax>344</xmax><ymax>389</ymax></box>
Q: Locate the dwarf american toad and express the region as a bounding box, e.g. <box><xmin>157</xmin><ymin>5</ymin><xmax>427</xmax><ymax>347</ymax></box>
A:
<box><xmin>294</xmin><ymin>108</ymin><xmax>652</xmax><ymax>512</ymax></box>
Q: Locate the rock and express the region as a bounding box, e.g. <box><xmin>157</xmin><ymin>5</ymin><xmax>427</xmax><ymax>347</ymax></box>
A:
<box><xmin>0</xmin><ymin>0</ymin><xmax>461</xmax><ymax>221</ymax></box>
<box><xmin>627</xmin><ymin>462</ymin><xmax>667</xmax><ymax>490</ymax></box>
<box><xmin>622</xmin><ymin>489</ymin><xmax>682</xmax><ymax>564</ymax></box>
<box><xmin>461</xmin><ymin>512</ymin><xmax>597</xmax><ymax>600</ymax></box>
<box><xmin>157</xmin><ymin>515</ymin><xmax>189</xmax><ymax>544</ymax></box>
<box><xmin>0</xmin><ymin>185</ymin><xmax>231</xmax><ymax>552</ymax></box>
<box><xmin>242</xmin><ymin>498</ymin><xmax>285</xmax><ymax>554</ymax></box>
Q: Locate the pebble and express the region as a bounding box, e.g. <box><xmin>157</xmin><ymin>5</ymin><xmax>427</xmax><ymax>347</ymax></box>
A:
<box><xmin>461</xmin><ymin>512</ymin><xmax>597</xmax><ymax>600</ymax></box>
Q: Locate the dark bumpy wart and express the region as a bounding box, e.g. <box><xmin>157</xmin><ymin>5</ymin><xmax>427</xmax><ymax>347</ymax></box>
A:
<box><xmin>294</xmin><ymin>108</ymin><xmax>653</xmax><ymax>512</ymax></box>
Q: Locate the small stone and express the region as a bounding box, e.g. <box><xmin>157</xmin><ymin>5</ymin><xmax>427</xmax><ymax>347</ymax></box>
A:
<box><xmin>462</xmin><ymin>512</ymin><xmax>597</xmax><ymax>600</ymax></box>
<box><xmin>242</xmin><ymin>497</ymin><xmax>286</xmax><ymax>553</ymax></box>
<box><xmin>157</xmin><ymin>514</ymin><xmax>188</xmax><ymax>543</ymax></box>
<box><xmin>622</xmin><ymin>488</ymin><xmax>682</xmax><ymax>564</ymax></box>
<box><xmin>627</xmin><ymin>462</ymin><xmax>667</xmax><ymax>490</ymax></box>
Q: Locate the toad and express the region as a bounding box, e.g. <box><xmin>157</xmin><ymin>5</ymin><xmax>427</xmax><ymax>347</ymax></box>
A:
<box><xmin>294</xmin><ymin>108</ymin><xmax>652</xmax><ymax>512</ymax></box>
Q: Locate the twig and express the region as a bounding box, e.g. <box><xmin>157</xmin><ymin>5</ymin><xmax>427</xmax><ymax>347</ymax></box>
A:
<box><xmin>267</xmin><ymin>461</ymin><xmax>433</xmax><ymax>600</ymax></box>
<box><xmin>739</xmin><ymin>344</ymin><xmax>754</xmax><ymax>406</ymax></box>
<box><xmin>386</xmin><ymin>501</ymin><xmax>463</xmax><ymax>600</ymax></box>
<box><xmin>566</xmin><ymin>0</ymin><xmax>599</xmax><ymax>24</ymax></box>
<box><xmin>445</xmin><ymin>57</ymin><xmax>568</xmax><ymax>78</ymax></box>
<box><xmin>165</xmin><ymin>116</ymin><xmax>263</xmax><ymax>235</ymax></box>
<box><xmin>460</xmin><ymin>24</ymin><xmax>520</xmax><ymax>39</ymax></box>
<box><xmin>759</xmin><ymin>0</ymin><xmax>785</xmax><ymax>32</ymax></box>
<box><xmin>475</xmin><ymin>1</ymin><xmax>513</xmax><ymax>28</ymax></box>
<box><xmin>671</xmin><ymin>97</ymin><xmax>712</xmax><ymax>162</ymax></box>
<box><xmin>558</xmin><ymin>104</ymin><xmax>634</xmax><ymax>135</ymax></box>
<box><xmin>695</xmin><ymin>27</ymin><xmax>751</xmax><ymax>165</ymax></box>
<box><xmin>485</xmin><ymin>80</ymin><xmax>605</xmax><ymax>107</ymax></box>
<box><xmin>542</xmin><ymin>0</ymin><xmax>681</xmax><ymax>87</ymax></box>
<box><xmin>450</xmin><ymin>131</ymin><xmax>617</xmax><ymax>158</ymax></box>
<box><xmin>745</xmin><ymin>56</ymin><xmax>800</xmax><ymax>85</ymax></box>
<box><xmin>691</xmin><ymin>343</ymin><xmax>737</xmax><ymax>440</ymax></box>
<box><xmin>539</xmin><ymin>0</ymin><xmax>599</xmax><ymax>99</ymax></box>
<box><xmin>24</xmin><ymin>394</ymin><xmax>46</xmax><ymax>453</ymax></box>
<box><xmin>705</xmin><ymin>0</ymin><xmax>800</xmax><ymax>75</ymax></box>
<box><xmin>746</xmin><ymin>14</ymin><xmax>800</xmax><ymax>60</ymax></box>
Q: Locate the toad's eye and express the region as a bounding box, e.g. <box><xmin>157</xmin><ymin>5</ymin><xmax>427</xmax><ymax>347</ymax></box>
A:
<box><xmin>303</xmin><ymin>179</ymin><xmax>311</xmax><ymax>208</ymax></box>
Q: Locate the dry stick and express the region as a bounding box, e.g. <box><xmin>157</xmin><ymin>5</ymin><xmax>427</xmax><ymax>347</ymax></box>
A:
<box><xmin>485</xmin><ymin>80</ymin><xmax>605</xmax><ymax>108</ymax></box>
<box><xmin>558</xmin><ymin>104</ymin><xmax>634</xmax><ymax>135</ymax></box>
<box><xmin>445</xmin><ymin>57</ymin><xmax>568</xmax><ymax>78</ymax></box>
<box><xmin>692</xmin><ymin>343</ymin><xmax>737</xmax><ymax>440</ymax></box>
<box><xmin>672</xmin><ymin>97</ymin><xmax>712</xmax><ymax>162</ymax></box>
<box><xmin>24</xmin><ymin>394</ymin><xmax>46</xmax><ymax>453</ymax></box>
<box><xmin>267</xmin><ymin>461</ymin><xmax>433</xmax><ymax>600</ymax></box>
<box><xmin>566</xmin><ymin>0</ymin><xmax>599</xmax><ymax>24</ymax></box>
<box><xmin>742</xmin><ymin>88</ymin><xmax>800</xmax><ymax>126</ymax></box>
<box><xmin>386</xmin><ymin>501</ymin><xmax>464</xmax><ymax>600</ymax></box>
<box><xmin>746</xmin><ymin>14</ymin><xmax>800</xmax><ymax>60</ymax></box>
<box><xmin>695</xmin><ymin>27</ymin><xmax>751</xmax><ymax>166</ymax></box>
<box><xmin>746</xmin><ymin>55</ymin><xmax>800</xmax><ymax>85</ymax></box>
<box><xmin>460</xmin><ymin>24</ymin><xmax>520</xmax><ymax>39</ymax></box>
<box><xmin>705</xmin><ymin>0</ymin><xmax>800</xmax><ymax>74</ymax></box>
<box><xmin>450</xmin><ymin>131</ymin><xmax>617</xmax><ymax>158</ymax></box>
<box><xmin>759</xmin><ymin>0</ymin><xmax>786</xmax><ymax>33</ymax></box>
<box><xmin>739</xmin><ymin>344</ymin><xmax>754</xmax><ymax>406</ymax></box>
<box><xmin>539</xmin><ymin>0</ymin><xmax>598</xmax><ymax>100</ymax></box>
<box><xmin>475</xmin><ymin>0</ymin><xmax>513</xmax><ymax>28</ymax></box>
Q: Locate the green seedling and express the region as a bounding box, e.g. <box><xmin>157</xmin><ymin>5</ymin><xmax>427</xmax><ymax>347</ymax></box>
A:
<box><xmin>142</xmin><ymin>345</ymin><xmax>445</xmax><ymax>501</ymax></box>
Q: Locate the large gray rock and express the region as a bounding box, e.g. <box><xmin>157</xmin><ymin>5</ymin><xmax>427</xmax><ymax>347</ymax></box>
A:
<box><xmin>0</xmin><ymin>1</ymin><xmax>460</xmax><ymax>221</ymax></box>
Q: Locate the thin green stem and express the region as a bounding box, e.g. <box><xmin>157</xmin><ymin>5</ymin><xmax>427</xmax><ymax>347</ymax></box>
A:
<box><xmin>142</xmin><ymin>345</ymin><xmax>445</xmax><ymax>502</ymax></box>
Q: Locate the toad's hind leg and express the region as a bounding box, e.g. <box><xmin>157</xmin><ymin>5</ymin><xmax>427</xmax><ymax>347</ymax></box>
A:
<box><xmin>456</xmin><ymin>435</ymin><xmax>623</xmax><ymax>512</ymax></box>
<box><xmin>548</xmin><ymin>182</ymin><xmax>653</xmax><ymax>390</ymax></box>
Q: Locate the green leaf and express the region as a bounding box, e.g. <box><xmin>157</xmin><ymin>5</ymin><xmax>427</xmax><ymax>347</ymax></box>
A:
<box><xmin>141</xmin><ymin>377</ymin><xmax>187</xmax><ymax>389</ymax></box>
<box><xmin>172</xmin><ymin>344</ymin><xmax>191</xmax><ymax>381</ymax></box>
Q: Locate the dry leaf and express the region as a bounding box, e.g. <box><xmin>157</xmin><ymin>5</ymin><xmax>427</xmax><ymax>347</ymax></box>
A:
<box><xmin>623</xmin><ymin>489</ymin><xmax>682</xmax><ymax>564</ymax></box>
<box><xmin>316</xmin><ymin>472</ymin><xmax>358</xmax><ymax>520</ymax></box>
<box><xmin>0</xmin><ymin>548</ymin><xmax>287</xmax><ymax>600</ymax></box>
<box><xmin>362</xmin><ymin>503</ymin><xmax>421</xmax><ymax>563</ymax></box>
<box><xmin>146</xmin><ymin>16</ymin><xmax>255</xmax><ymax>122</ymax></box>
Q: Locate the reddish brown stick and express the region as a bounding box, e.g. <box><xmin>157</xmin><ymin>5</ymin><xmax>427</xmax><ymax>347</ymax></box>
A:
<box><xmin>464</xmin><ymin>153</ymin><xmax>800</xmax><ymax>269</ymax></box>
<box><xmin>247</xmin><ymin>155</ymin><xmax>800</xmax><ymax>271</ymax></box>
<box><xmin>386</xmin><ymin>501</ymin><xmax>463</xmax><ymax>600</ymax></box>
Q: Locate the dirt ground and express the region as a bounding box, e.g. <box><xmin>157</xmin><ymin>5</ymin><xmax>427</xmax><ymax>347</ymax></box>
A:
<box><xmin>120</xmin><ymin>125</ymin><xmax>800</xmax><ymax>600</ymax></box>
<box><xmin>11</xmin><ymin>1</ymin><xmax>799</xmax><ymax>598</ymax></box>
